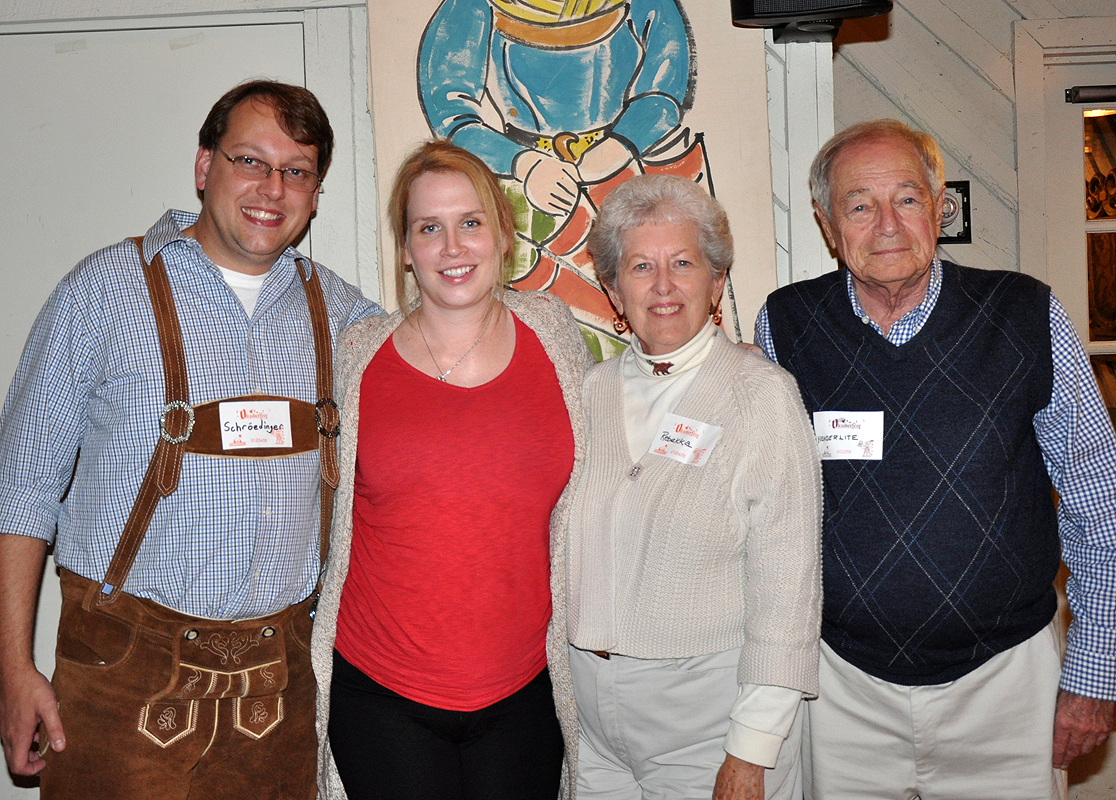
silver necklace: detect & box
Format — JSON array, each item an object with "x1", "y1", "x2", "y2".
[{"x1": 415, "y1": 311, "x2": 494, "y2": 382}]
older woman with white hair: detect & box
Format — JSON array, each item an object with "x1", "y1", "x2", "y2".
[{"x1": 566, "y1": 174, "x2": 822, "y2": 800}]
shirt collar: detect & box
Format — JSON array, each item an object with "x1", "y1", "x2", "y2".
[{"x1": 845, "y1": 258, "x2": 942, "y2": 345}]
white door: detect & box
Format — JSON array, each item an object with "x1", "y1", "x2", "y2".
[
  {"x1": 1017, "y1": 18, "x2": 1116, "y2": 344},
  {"x1": 1039, "y1": 61, "x2": 1116, "y2": 345},
  {"x1": 0, "y1": 22, "x2": 306, "y2": 386}
]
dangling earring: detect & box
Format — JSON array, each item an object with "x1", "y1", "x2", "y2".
[
  {"x1": 710, "y1": 303, "x2": 723, "y2": 326},
  {"x1": 612, "y1": 313, "x2": 630, "y2": 334}
]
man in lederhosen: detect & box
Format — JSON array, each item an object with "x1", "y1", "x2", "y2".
[{"x1": 0, "y1": 80, "x2": 382, "y2": 799}]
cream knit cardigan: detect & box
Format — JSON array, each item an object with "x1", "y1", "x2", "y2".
[
  {"x1": 567, "y1": 334, "x2": 823, "y2": 695},
  {"x1": 311, "y1": 291, "x2": 591, "y2": 800}
]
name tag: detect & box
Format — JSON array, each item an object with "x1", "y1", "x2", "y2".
[
  {"x1": 812, "y1": 411, "x2": 883, "y2": 460},
  {"x1": 219, "y1": 400, "x2": 292, "y2": 450},
  {"x1": 649, "y1": 413, "x2": 723, "y2": 466}
]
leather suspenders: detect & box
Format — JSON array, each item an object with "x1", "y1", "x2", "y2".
[{"x1": 87, "y1": 238, "x2": 339, "y2": 609}]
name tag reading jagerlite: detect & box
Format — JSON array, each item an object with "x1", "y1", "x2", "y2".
[{"x1": 812, "y1": 411, "x2": 883, "y2": 460}]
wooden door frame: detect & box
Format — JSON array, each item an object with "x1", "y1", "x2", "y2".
[{"x1": 1015, "y1": 18, "x2": 1116, "y2": 291}]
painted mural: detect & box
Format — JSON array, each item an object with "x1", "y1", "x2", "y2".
[{"x1": 416, "y1": 0, "x2": 735, "y2": 360}]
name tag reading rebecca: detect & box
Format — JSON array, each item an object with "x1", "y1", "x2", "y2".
[
  {"x1": 812, "y1": 411, "x2": 883, "y2": 460},
  {"x1": 649, "y1": 413, "x2": 724, "y2": 466},
  {"x1": 219, "y1": 400, "x2": 293, "y2": 450}
]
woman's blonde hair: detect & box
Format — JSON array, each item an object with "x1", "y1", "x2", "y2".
[{"x1": 387, "y1": 140, "x2": 516, "y2": 315}]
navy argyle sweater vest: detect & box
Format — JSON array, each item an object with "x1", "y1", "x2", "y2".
[{"x1": 767, "y1": 263, "x2": 1059, "y2": 684}]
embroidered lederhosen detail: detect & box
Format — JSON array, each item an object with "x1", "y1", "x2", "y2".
[
  {"x1": 70, "y1": 237, "x2": 337, "y2": 747},
  {"x1": 233, "y1": 696, "x2": 285, "y2": 740},
  {"x1": 55, "y1": 567, "x2": 315, "y2": 751},
  {"x1": 138, "y1": 699, "x2": 198, "y2": 748},
  {"x1": 139, "y1": 611, "x2": 295, "y2": 747}
]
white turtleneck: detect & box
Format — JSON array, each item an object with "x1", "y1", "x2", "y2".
[
  {"x1": 620, "y1": 319, "x2": 804, "y2": 769},
  {"x1": 623, "y1": 317, "x2": 719, "y2": 462}
]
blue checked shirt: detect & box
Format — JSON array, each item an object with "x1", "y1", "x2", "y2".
[
  {"x1": 0, "y1": 211, "x2": 384, "y2": 619},
  {"x1": 755, "y1": 259, "x2": 1116, "y2": 700}
]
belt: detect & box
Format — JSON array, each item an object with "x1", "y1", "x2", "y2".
[
  {"x1": 62, "y1": 568, "x2": 313, "y2": 641},
  {"x1": 504, "y1": 125, "x2": 606, "y2": 163}
]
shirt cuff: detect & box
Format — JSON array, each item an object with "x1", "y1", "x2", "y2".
[
  {"x1": 724, "y1": 683, "x2": 803, "y2": 768},
  {"x1": 1060, "y1": 634, "x2": 1116, "y2": 701},
  {"x1": 724, "y1": 720, "x2": 785, "y2": 768}
]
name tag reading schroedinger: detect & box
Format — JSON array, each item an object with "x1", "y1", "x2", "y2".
[
  {"x1": 219, "y1": 400, "x2": 292, "y2": 450},
  {"x1": 649, "y1": 412, "x2": 724, "y2": 466},
  {"x1": 812, "y1": 411, "x2": 883, "y2": 460}
]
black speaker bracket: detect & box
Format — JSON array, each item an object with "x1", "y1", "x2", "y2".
[{"x1": 771, "y1": 19, "x2": 843, "y2": 43}]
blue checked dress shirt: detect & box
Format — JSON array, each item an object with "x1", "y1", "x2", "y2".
[
  {"x1": 0, "y1": 210, "x2": 384, "y2": 619},
  {"x1": 755, "y1": 259, "x2": 1116, "y2": 700}
]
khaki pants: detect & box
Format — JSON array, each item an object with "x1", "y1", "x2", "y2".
[
  {"x1": 570, "y1": 646, "x2": 804, "y2": 800},
  {"x1": 803, "y1": 624, "x2": 1065, "y2": 800},
  {"x1": 40, "y1": 570, "x2": 317, "y2": 800}
]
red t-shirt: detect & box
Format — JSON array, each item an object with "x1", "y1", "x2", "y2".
[{"x1": 334, "y1": 314, "x2": 575, "y2": 710}]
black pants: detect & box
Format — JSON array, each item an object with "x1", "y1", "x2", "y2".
[{"x1": 329, "y1": 650, "x2": 564, "y2": 800}]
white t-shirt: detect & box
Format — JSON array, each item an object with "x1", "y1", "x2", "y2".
[{"x1": 216, "y1": 265, "x2": 267, "y2": 316}]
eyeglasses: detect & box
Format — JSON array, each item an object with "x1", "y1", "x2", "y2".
[{"x1": 214, "y1": 145, "x2": 321, "y2": 192}]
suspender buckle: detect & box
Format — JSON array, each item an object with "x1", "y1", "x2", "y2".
[
  {"x1": 314, "y1": 398, "x2": 340, "y2": 439},
  {"x1": 159, "y1": 400, "x2": 195, "y2": 444}
]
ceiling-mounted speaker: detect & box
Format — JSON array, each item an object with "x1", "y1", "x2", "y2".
[{"x1": 731, "y1": 0, "x2": 893, "y2": 43}]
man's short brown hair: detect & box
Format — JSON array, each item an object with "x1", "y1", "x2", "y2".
[{"x1": 198, "y1": 80, "x2": 334, "y2": 177}]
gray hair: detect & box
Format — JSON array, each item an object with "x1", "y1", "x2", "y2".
[
  {"x1": 587, "y1": 174, "x2": 733, "y2": 291},
  {"x1": 810, "y1": 119, "x2": 945, "y2": 218}
]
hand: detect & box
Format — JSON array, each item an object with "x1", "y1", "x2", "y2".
[
  {"x1": 737, "y1": 342, "x2": 764, "y2": 356},
  {"x1": 0, "y1": 664, "x2": 64, "y2": 775},
  {"x1": 1052, "y1": 690, "x2": 1115, "y2": 769},
  {"x1": 576, "y1": 136, "x2": 635, "y2": 184},
  {"x1": 513, "y1": 151, "x2": 580, "y2": 217},
  {"x1": 713, "y1": 754, "x2": 764, "y2": 800}
]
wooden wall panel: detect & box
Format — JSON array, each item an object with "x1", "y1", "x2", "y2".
[
  {"x1": 832, "y1": 0, "x2": 1112, "y2": 274},
  {"x1": 767, "y1": 36, "x2": 837, "y2": 288},
  {"x1": 910, "y1": 0, "x2": 1017, "y2": 94},
  {"x1": 1035, "y1": 0, "x2": 1116, "y2": 16},
  {"x1": 938, "y1": 0, "x2": 1019, "y2": 55}
]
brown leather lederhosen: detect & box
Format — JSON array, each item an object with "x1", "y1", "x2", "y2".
[{"x1": 45, "y1": 238, "x2": 338, "y2": 774}]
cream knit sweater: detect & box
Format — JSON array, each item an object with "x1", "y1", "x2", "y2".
[
  {"x1": 567, "y1": 334, "x2": 823, "y2": 694},
  {"x1": 311, "y1": 291, "x2": 592, "y2": 799}
]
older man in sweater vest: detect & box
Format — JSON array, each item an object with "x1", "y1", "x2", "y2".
[{"x1": 755, "y1": 119, "x2": 1116, "y2": 799}]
